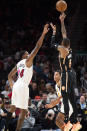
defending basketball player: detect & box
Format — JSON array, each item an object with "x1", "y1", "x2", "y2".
[{"x1": 5, "y1": 24, "x2": 49, "y2": 131}]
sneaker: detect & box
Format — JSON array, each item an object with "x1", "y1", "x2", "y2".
[
  {"x1": 64, "y1": 121, "x2": 73, "y2": 131},
  {"x1": 71, "y1": 122, "x2": 82, "y2": 131}
]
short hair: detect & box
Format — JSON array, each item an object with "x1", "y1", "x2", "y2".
[
  {"x1": 20, "y1": 50, "x2": 26, "y2": 59},
  {"x1": 54, "y1": 70, "x2": 61, "y2": 75},
  {"x1": 32, "y1": 80, "x2": 37, "y2": 84},
  {"x1": 62, "y1": 38, "x2": 70, "y2": 48}
]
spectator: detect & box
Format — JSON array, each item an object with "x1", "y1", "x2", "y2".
[
  {"x1": 39, "y1": 79, "x2": 46, "y2": 91},
  {"x1": 83, "y1": 73, "x2": 87, "y2": 92},
  {"x1": 46, "y1": 84, "x2": 57, "y2": 103},
  {"x1": 0, "y1": 79, "x2": 6, "y2": 92},
  {"x1": 1, "y1": 83, "x2": 10, "y2": 97},
  {"x1": 0, "y1": 97, "x2": 4, "y2": 130},
  {"x1": 42, "y1": 109, "x2": 56, "y2": 130},
  {"x1": 43, "y1": 64, "x2": 50, "y2": 79},
  {"x1": 0, "y1": 97, "x2": 3, "y2": 114},
  {"x1": 37, "y1": 91, "x2": 48, "y2": 110},
  {"x1": 21, "y1": 111, "x2": 35, "y2": 131},
  {"x1": 80, "y1": 96, "x2": 86, "y2": 110},
  {"x1": 29, "y1": 81, "x2": 39, "y2": 99},
  {"x1": 81, "y1": 62, "x2": 87, "y2": 76}
]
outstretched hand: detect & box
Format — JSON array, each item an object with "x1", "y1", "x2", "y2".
[
  {"x1": 50, "y1": 23, "x2": 56, "y2": 32},
  {"x1": 43, "y1": 24, "x2": 49, "y2": 35},
  {"x1": 59, "y1": 12, "x2": 66, "y2": 22}
]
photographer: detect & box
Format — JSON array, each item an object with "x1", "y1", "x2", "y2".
[
  {"x1": 21, "y1": 111, "x2": 35, "y2": 131},
  {"x1": 37, "y1": 91, "x2": 48, "y2": 112},
  {"x1": 42, "y1": 109, "x2": 57, "y2": 130},
  {"x1": 76, "y1": 103, "x2": 87, "y2": 131},
  {"x1": 36, "y1": 92, "x2": 58, "y2": 130}
]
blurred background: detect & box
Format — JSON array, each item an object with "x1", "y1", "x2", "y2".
[{"x1": 0, "y1": 0, "x2": 87, "y2": 131}]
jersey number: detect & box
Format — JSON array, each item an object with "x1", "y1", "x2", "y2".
[{"x1": 18, "y1": 69, "x2": 24, "y2": 78}]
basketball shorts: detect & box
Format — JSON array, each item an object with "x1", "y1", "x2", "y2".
[{"x1": 11, "y1": 81, "x2": 29, "y2": 109}]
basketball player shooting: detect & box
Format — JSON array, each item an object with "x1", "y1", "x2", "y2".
[
  {"x1": 5, "y1": 24, "x2": 49, "y2": 131},
  {"x1": 50, "y1": 13, "x2": 82, "y2": 131}
]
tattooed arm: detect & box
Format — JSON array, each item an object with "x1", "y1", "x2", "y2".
[{"x1": 59, "y1": 13, "x2": 67, "y2": 38}]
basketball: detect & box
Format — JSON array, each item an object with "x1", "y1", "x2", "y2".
[{"x1": 56, "y1": 0, "x2": 67, "y2": 12}]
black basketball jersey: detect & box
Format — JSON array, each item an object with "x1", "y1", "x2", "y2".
[{"x1": 59, "y1": 48, "x2": 72, "y2": 72}]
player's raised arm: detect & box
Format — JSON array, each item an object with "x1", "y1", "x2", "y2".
[
  {"x1": 26, "y1": 24, "x2": 49, "y2": 67},
  {"x1": 50, "y1": 23, "x2": 57, "y2": 48},
  {"x1": 59, "y1": 12, "x2": 67, "y2": 38},
  {"x1": 50, "y1": 23, "x2": 56, "y2": 36},
  {"x1": 8, "y1": 66, "x2": 17, "y2": 88}
]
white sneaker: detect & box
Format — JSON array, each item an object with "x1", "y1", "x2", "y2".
[
  {"x1": 71, "y1": 122, "x2": 82, "y2": 131},
  {"x1": 64, "y1": 121, "x2": 73, "y2": 131}
]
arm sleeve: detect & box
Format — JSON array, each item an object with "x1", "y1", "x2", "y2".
[{"x1": 50, "y1": 35, "x2": 59, "y2": 49}]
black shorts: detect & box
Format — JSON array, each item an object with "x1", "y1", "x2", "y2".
[{"x1": 61, "y1": 69, "x2": 76, "y2": 93}]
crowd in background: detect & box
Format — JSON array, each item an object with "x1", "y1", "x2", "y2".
[{"x1": 0, "y1": 0, "x2": 87, "y2": 131}]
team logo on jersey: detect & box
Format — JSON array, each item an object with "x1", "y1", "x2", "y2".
[{"x1": 19, "y1": 64, "x2": 25, "y2": 68}]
